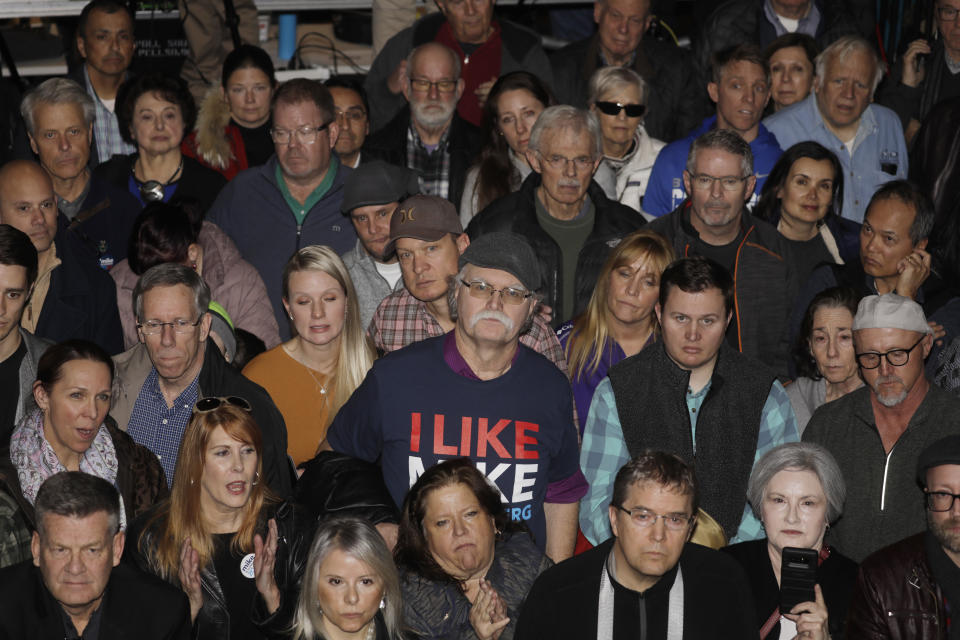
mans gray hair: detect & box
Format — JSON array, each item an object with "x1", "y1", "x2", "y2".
[
  {"x1": 588, "y1": 66, "x2": 647, "y2": 106},
  {"x1": 814, "y1": 36, "x2": 884, "y2": 95},
  {"x1": 406, "y1": 42, "x2": 462, "y2": 81},
  {"x1": 529, "y1": 105, "x2": 603, "y2": 158},
  {"x1": 20, "y1": 78, "x2": 96, "y2": 137},
  {"x1": 746, "y1": 442, "x2": 846, "y2": 523},
  {"x1": 133, "y1": 262, "x2": 211, "y2": 323},
  {"x1": 685, "y1": 128, "x2": 753, "y2": 177},
  {"x1": 35, "y1": 472, "x2": 122, "y2": 539}
]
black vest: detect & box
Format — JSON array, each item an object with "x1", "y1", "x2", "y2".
[{"x1": 607, "y1": 342, "x2": 775, "y2": 538}]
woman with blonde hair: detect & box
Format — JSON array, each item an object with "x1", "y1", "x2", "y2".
[
  {"x1": 243, "y1": 245, "x2": 376, "y2": 465},
  {"x1": 558, "y1": 229, "x2": 674, "y2": 433},
  {"x1": 292, "y1": 516, "x2": 406, "y2": 640},
  {"x1": 128, "y1": 398, "x2": 314, "y2": 638}
]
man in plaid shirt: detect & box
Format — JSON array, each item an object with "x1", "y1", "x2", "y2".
[{"x1": 368, "y1": 194, "x2": 568, "y2": 375}]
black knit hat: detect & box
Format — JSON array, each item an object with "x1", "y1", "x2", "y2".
[{"x1": 916, "y1": 435, "x2": 960, "y2": 486}]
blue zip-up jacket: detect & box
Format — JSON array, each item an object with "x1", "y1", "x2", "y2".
[
  {"x1": 642, "y1": 115, "x2": 784, "y2": 217},
  {"x1": 207, "y1": 156, "x2": 356, "y2": 339}
]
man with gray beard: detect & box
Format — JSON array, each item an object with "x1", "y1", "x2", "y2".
[
  {"x1": 804, "y1": 294, "x2": 960, "y2": 562},
  {"x1": 362, "y1": 42, "x2": 482, "y2": 208},
  {"x1": 322, "y1": 231, "x2": 586, "y2": 562},
  {"x1": 847, "y1": 435, "x2": 960, "y2": 637}
]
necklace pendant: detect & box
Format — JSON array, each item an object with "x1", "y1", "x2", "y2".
[{"x1": 320, "y1": 386, "x2": 327, "y2": 395}]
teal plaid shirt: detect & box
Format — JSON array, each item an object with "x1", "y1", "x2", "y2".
[{"x1": 579, "y1": 376, "x2": 799, "y2": 545}]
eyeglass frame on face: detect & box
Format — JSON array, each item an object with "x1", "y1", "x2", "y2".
[
  {"x1": 194, "y1": 395, "x2": 252, "y2": 413},
  {"x1": 137, "y1": 317, "x2": 203, "y2": 336},
  {"x1": 688, "y1": 173, "x2": 752, "y2": 191},
  {"x1": 614, "y1": 505, "x2": 694, "y2": 531},
  {"x1": 408, "y1": 77, "x2": 458, "y2": 93},
  {"x1": 594, "y1": 101, "x2": 647, "y2": 118},
  {"x1": 269, "y1": 121, "x2": 333, "y2": 145},
  {"x1": 335, "y1": 107, "x2": 367, "y2": 123},
  {"x1": 459, "y1": 279, "x2": 534, "y2": 305},
  {"x1": 855, "y1": 335, "x2": 926, "y2": 369},
  {"x1": 936, "y1": 4, "x2": 960, "y2": 21},
  {"x1": 537, "y1": 150, "x2": 596, "y2": 173}
]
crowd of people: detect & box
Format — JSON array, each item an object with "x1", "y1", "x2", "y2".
[{"x1": 1, "y1": 0, "x2": 960, "y2": 636}]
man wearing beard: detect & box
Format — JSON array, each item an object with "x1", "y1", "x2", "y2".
[
  {"x1": 649, "y1": 128, "x2": 797, "y2": 379},
  {"x1": 847, "y1": 435, "x2": 960, "y2": 638},
  {"x1": 321, "y1": 231, "x2": 586, "y2": 562},
  {"x1": 362, "y1": 42, "x2": 482, "y2": 208},
  {"x1": 804, "y1": 294, "x2": 960, "y2": 563}
]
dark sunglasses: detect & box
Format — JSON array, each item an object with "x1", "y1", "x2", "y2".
[
  {"x1": 194, "y1": 396, "x2": 252, "y2": 413},
  {"x1": 594, "y1": 101, "x2": 646, "y2": 118}
]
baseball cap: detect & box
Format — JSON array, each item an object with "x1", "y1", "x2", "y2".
[{"x1": 383, "y1": 194, "x2": 463, "y2": 255}]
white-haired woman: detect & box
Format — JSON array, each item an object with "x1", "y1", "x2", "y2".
[
  {"x1": 292, "y1": 516, "x2": 406, "y2": 640},
  {"x1": 723, "y1": 442, "x2": 858, "y2": 640},
  {"x1": 243, "y1": 246, "x2": 376, "y2": 466},
  {"x1": 588, "y1": 66, "x2": 665, "y2": 216}
]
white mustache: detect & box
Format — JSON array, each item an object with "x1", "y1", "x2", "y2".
[
  {"x1": 469, "y1": 310, "x2": 515, "y2": 331},
  {"x1": 558, "y1": 179, "x2": 581, "y2": 188}
]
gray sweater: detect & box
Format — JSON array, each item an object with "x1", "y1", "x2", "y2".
[
  {"x1": 803, "y1": 384, "x2": 960, "y2": 562},
  {"x1": 342, "y1": 239, "x2": 400, "y2": 330}
]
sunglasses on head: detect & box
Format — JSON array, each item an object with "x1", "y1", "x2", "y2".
[
  {"x1": 594, "y1": 101, "x2": 646, "y2": 118},
  {"x1": 194, "y1": 396, "x2": 252, "y2": 413}
]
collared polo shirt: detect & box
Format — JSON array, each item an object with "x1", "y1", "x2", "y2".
[{"x1": 275, "y1": 155, "x2": 340, "y2": 225}]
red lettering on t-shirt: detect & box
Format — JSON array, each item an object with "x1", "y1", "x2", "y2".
[
  {"x1": 410, "y1": 413, "x2": 421, "y2": 452},
  {"x1": 477, "y1": 418, "x2": 511, "y2": 458},
  {"x1": 460, "y1": 417, "x2": 472, "y2": 456},
  {"x1": 433, "y1": 414, "x2": 458, "y2": 456},
  {"x1": 515, "y1": 421, "x2": 539, "y2": 459}
]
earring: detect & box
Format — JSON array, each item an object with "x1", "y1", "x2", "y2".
[
  {"x1": 190, "y1": 478, "x2": 195, "y2": 486},
  {"x1": 252, "y1": 471, "x2": 260, "y2": 486},
  {"x1": 379, "y1": 597, "x2": 386, "y2": 610}
]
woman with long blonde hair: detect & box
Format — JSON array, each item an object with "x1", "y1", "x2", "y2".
[
  {"x1": 243, "y1": 245, "x2": 376, "y2": 466},
  {"x1": 129, "y1": 399, "x2": 314, "y2": 638},
  {"x1": 558, "y1": 229, "x2": 674, "y2": 432}
]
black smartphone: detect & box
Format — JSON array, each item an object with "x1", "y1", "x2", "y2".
[{"x1": 780, "y1": 547, "x2": 818, "y2": 613}]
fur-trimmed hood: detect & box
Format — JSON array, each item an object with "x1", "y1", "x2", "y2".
[{"x1": 191, "y1": 85, "x2": 235, "y2": 170}]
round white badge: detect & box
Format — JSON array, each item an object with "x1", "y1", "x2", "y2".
[{"x1": 240, "y1": 553, "x2": 256, "y2": 579}]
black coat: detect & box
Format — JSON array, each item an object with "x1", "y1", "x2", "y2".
[
  {"x1": 0, "y1": 560, "x2": 191, "y2": 640},
  {"x1": 60, "y1": 175, "x2": 141, "y2": 264},
  {"x1": 515, "y1": 538, "x2": 757, "y2": 639},
  {"x1": 467, "y1": 172, "x2": 644, "y2": 327},
  {"x1": 93, "y1": 153, "x2": 227, "y2": 215},
  {"x1": 36, "y1": 228, "x2": 124, "y2": 355},
  {"x1": 295, "y1": 450, "x2": 399, "y2": 525},
  {"x1": 128, "y1": 500, "x2": 315, "y2": 640},
  {"x1": 550, "y1": 34, "x2": 710, "y2": 143},
  {"x1": 362, "y1": 106, "x2": 482, "y2": 209},
  {"x1": 723, "y1": 539, "x2": 859, "y2": 639}
]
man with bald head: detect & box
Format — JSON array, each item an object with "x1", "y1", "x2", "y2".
[
  {"x1": 0, "y1": 160, "x2": 121, "y2": 353},
  {"x1": 363, "y1": 42, "x2": 482, "y2": 208}
]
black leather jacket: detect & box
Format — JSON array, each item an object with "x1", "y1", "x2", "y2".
[
  {"x1": 846, "y1": 533, "x2": 947, "y2": 640},
  {"x1": 127, "y1": 499, "x2": 315, "y2": 640}
]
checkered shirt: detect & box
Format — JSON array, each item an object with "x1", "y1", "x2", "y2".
[
  {"x1": 83, "y1": 65, "x2": 135, "y2": 163},
  {"x1": 579, "y1": 377, "x2": 799, "y2": 545},
  {"x1": 127, "y1": 368, "x2": 200, "y2": 487},
  {"x1": 406, "y1": 124, "x2": 451, "y2": 200},
  {"x1": 368, "y1": 288, "x2": 569, "y2": 376}
]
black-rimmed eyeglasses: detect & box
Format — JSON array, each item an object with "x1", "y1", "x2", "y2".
[
  {"x1": 855, "y1": 336, "x2": 926, "y2": 369},
  {"x1": 594, "y1": 101, "x2": 646, "y2": 118},
  {"x1": 926, "y1": 490, "x2": 960, "y2": 511}
]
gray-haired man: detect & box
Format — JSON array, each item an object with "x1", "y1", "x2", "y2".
[{"x1": 804, "y1": 293, "x2": 960, "y2": 561}]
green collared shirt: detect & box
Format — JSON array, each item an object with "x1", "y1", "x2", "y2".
[{"x1": 275, "y1": 155, "x2": 340, "y2": 225}]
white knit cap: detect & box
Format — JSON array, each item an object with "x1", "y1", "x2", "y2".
[{"x1": 852, "y1": 293, "x2": 932, "y2": 334}]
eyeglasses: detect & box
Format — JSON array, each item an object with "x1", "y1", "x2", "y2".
[
  {"x1": 194, "y1": 396, "x2": 252, "y2": 413},
  {"x1": 409, "y1": 77, "x2": 458, "y2": 93},
  {"x1": 335, "y1": 107, "x2": 367, "y2": 123},
  {"x1": 539, "y1": 152, "x2": 595, "y2": 173},
  {"x1": 137, "y1": 318, "x2": 202, "y2": 335},
  {"x1": 855, "y1": 336, "x2": 926, "y2": 369},
  {"x1": 594, "y1": 101, "x2": 646, "y2": 118},
  {"x1": 926, "y1": 490, "x2": 960, "y2": 511},
  {"x1": 937, "y1": 5, "x2": 960, "y2": 21},
  {"x1": 615, "y1": 505, "x2": 693, "y2": 531},
  {"x1": 689, "y1": 173, "x2": 751, "y2": 191},
  {"x1": 460, "y1": 279, "x2": 533, "y2": 305},
  {"x1": 270, "y1": 122, "x2": 333, "y2": 145}
]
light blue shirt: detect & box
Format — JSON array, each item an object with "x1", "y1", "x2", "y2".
[
  {"x1": 763, "y1": 93, "x2": 908, "y2": 223},
  {"x1": 579, "y1": 376, "x2": 799, "y2": 545}
]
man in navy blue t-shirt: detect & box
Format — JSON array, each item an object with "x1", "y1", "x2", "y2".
[{"x1": 322, "y1": 229, "x2": 586, "y2": 562}]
